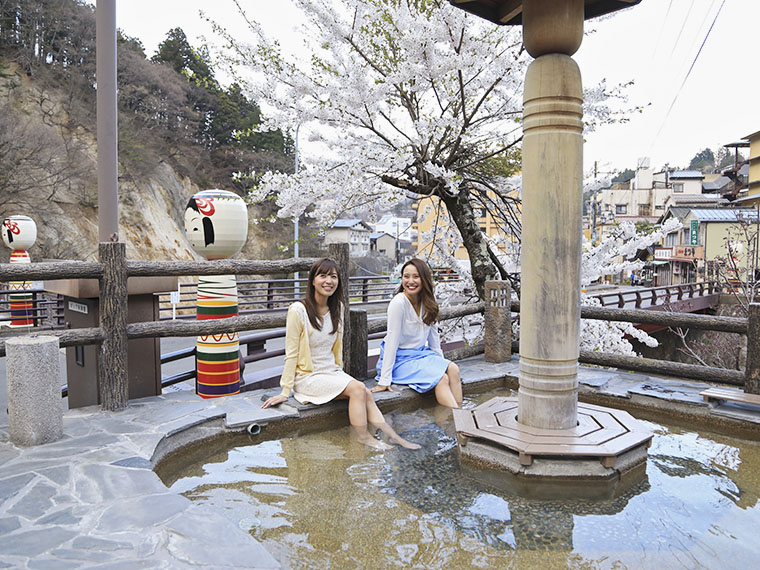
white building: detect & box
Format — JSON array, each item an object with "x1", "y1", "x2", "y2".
[
  {"x1": 324, "y1": 219, "x2": 372, "y2": 257},
  {"x1": 373, "y1": 215, "x2": 415, "y2": 242}
]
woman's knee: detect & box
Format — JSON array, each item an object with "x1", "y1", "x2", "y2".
[
  {"x1": 346, "y1": 380, "x2": 367, "y2": 399},
  {"x1": 437, "y1": 373, "x2": 450, "y2": 388},
  {"x1": 448, "y1": 362, "x2": 460, "y2": 378}
]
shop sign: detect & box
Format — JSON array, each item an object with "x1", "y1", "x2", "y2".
[
  {"x1": 673, "y1": 245, "x2": 703, "y2": 259},
  {"x1": 654, "y1": 247, "x2": 672, "y2": 260}
]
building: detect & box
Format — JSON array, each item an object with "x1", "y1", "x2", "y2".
[
  {"x1": 373, "y1": 215, "x2": 415, "y2": 242},
  {"x1": 656, "y1": 206, "x2": 759, "y2": 285},
  {"x1": 732, "y1": 129, "x2": 760, "y2": 207},
  {"x1": 324, "y1": 219, "x2": 372, "y2": 257},
  {"x1": 413, "y1": 190, "x2": 520, "y2": 269},
  {"x1": 369, "y1": 232, "x2": 397, "y2": 259}
]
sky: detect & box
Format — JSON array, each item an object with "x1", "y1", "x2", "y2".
[{"x1": 107, "y1": 0, "x2": 760, "y2": 176}]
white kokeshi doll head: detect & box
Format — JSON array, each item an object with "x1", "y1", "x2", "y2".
[
  {"x1": 2, "y1": 215, "x2": 37, "y2": 251},
  {"x1": 184, "y1": 189, "x2": 248, "y2": 260}
]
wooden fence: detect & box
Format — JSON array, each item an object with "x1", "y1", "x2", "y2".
[{"x1": 1, "y1": 243, "x2": 758, "y2": 411}]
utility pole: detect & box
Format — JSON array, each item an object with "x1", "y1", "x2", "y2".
[{"x1": 293, "y1": 124, "x2": 300, "y2": 296}]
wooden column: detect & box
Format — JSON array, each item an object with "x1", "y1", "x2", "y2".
[
  {"x1": 99, "y1": 242, "x2": 128, "y2": 410},
  {"x1": 329, "y1": 243, "x2": 351, "y2": 371},
  {"x1": 746, "y1": 303, "x2": 760, "y2": 394},
  {"x1": 348, "y1": 309, "x2": 368, "y2": 380},
  {"x1": 518, "y1": 0, "x2": 584, "y2": 430}
]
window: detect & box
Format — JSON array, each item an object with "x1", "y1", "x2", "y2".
[
  {"x1": 638, "y1": 204, "x2": 651, "y2": 216},
  {"x1": 673, "y1": 182, "x2": 684, "y2": 193},
  {"x1": 655, "y1": 205, "x2": 664, "y2": 211},
  {"x1": 615, "y1": 204, "x2": 627, "y2": 215}
]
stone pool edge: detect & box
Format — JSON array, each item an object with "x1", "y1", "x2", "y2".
[{"x1": 2, "y1": 355, "x2": 759, "y2": 569}]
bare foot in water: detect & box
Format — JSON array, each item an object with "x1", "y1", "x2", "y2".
[
  {"x1": 373, "y1": 422, "x2": 422, "y2": 450},
  {"x1": 356, "y1": 434, "x2": 394, "y2": 450},
  {"x1": 387, "y1": 435, "x2": 422, "y2": 450},
  {"x1": 351, "y1": 426, "x2": 395, "y2": 450}
]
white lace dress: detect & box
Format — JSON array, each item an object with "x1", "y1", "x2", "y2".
[{"x1": 293, "y1": 315, "x2": 354, "y2": 405}]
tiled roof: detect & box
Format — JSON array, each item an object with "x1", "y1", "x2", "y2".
[
  {"x1": 670, "y1": 170, "x2": 704, "y2": 179},
  {"x1": 691, "y1": 208, "x2": 759, "y2": 222},
  {"x1": 331, "y1": 218, "x2": 366, "y2": 228}
]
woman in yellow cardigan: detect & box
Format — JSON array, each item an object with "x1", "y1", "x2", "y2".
[{"x1": 262, "y1": 258, "x2": 419, "y2": 450}]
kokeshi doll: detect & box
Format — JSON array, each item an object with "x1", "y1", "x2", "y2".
[
  {"x1": 184, "y1": 190, "x2": 248, "y2": 398},
  {"x1": 2, "y1": 215, "x2": 37, "y2": 327}
]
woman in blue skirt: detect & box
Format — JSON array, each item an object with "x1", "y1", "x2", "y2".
[{"x1": 370, "y1": 258, "x2": 462, "y2": 408}]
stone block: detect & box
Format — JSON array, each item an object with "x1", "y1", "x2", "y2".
[{"x1": 6, "y1": 336, "x2": 63, "y2": 447}]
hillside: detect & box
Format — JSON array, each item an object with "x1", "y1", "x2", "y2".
[{"x1": 0, "y1": 1, "x2": 304, "y2": 264}]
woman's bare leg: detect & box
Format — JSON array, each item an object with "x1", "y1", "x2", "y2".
[
  {"x1": 434, "y1": 373, "x2": 460, "y2": 408},
  {"x1": 364, "y1": 388, "x2": 421, "y2": 449},
  {"x1": 340, "y1": 381, "x2": 392, "y2": 450},
  {"x1": 447, "y1": 363, "x2": 462, "y2": 406}
]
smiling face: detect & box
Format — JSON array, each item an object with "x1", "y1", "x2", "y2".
[
  {"x1": 401, "y1": 263, "x2": 422, "y2": 299},
  {"x1": 183, "y1": 208, "x2": 204, "y2": 252},
  {"x1": 312, "y1": 269, "x2": 339, "y2": 301},
  {"x1": 184, "y1": 190, "x2": 248, "y2": 260}
]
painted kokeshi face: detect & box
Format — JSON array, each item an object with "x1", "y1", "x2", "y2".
[
  {"x1": 2, "y1": 215, "x2": 37, "y2": 251},
  {"x1": 184, "y1": 189, "x2": 248, "y2": 260}
]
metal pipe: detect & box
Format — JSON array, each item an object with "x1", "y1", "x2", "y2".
[{"x1": 96, "y1": 0, "x2": 119, "y2": 242}]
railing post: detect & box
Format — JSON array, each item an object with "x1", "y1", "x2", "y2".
[
  {"x1": 99, "y1": 242, "x2": 128, "y2": 411},
  {"x1": 484, "y1": 280, "x2": 512, "y2": 363},
  {"x1": 266, "y1": 281, "x2": 274, "y2": 309},
  {"x1": 329, "y1": 243, "x2": 351, "y2": 371},
  {"x1": 362, "y1": 278, "x2": 369, "y2": 303},
  {"x1": 746, "y1": 303, "x2": 760, "y2": 394},
  {"x1": 348, "y1": 309, "x2": 368, "y2": 379}
]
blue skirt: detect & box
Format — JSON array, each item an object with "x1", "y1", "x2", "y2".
[{"x1": 375, "y1": 341, "x2": 450, "y2": 393}]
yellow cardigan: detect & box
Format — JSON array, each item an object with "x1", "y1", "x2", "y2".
[{"x1": 279, "y1": 302, "x2": 344, "y2": 398}]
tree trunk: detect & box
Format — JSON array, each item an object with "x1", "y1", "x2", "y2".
[{"x1": 440, "y1": 188, "x2": 495, "y2": 299}]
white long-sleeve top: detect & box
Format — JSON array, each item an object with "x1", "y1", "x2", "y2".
[{"x1": 378, "y1": 292, "x2": 443, "y2": 386}]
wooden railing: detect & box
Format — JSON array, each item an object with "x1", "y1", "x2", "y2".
[{"x1": 1, "y1": 246, "x2": 758, "y2": 410}]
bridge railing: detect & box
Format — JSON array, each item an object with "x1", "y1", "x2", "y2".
[
  {"x1": 0, "y1": 287, "x2": 65, "y2": 329},
  {"x1": 153, "y1": 273, "x2": 461, "y2": 318},
  {"x1": 593, "y1": 281, "x2": 721, "y2": 309}
]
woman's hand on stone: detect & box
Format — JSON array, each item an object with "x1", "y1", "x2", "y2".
[
  {"x1": 262, "y1": 394, "x2": 288, "y2": 408},
  {"x1": 370, "y1": 385, "x2": 393, "y2": 393}
]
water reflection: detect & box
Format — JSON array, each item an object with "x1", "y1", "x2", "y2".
[{"x1": 163, "y1": 402, "x2": 760, "y2": 568}]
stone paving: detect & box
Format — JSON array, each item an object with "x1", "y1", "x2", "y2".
[{"x1": 2, "y1": 355, "x2": 759, "y2": 569}]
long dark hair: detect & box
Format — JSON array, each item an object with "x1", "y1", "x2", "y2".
[
  {"x1": 396, "y1": 258, "x2": 438, "y2": 325},
  {"x1": 301, "y1": 258, "x2": 343, "y2": 332}
]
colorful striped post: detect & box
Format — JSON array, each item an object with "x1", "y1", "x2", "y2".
[
  {"x1": 2, "y1": 216, "x2": 37, "y2": 328},
  {"x1": 184, "y1": 190, "x2": 248, "y2": 398}
]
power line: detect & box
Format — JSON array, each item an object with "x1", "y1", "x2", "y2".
[{"x1": 650, "y1": 0, "x2": 727, "y2": 150}]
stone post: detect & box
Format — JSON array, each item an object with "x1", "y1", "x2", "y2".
[
  {"x1": 484, "y1": 280, "x2": 512, "y2": 363},
  {"x1": 329, "y1": 243, "x2": 351, "y2": 371},
  {"x1": 745, "y1": 303, "x2": 760, "y2": 394},
  {"x1": 6, "y1": 336, "x2": 63, "y2": 446},
  {"x1": 348, "y1": 309, "x2": 368, "y2": 380},
  {"x1": 518, "y1": 0, "x2": 583, "y2": 430}
]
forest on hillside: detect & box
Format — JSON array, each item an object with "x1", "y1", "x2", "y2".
[{"x1": 0, "y1": 0, "x2": 315, "y2": 259}]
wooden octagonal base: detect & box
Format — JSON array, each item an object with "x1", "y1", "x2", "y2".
[{"x1": 453, "y1": 397, "x2": 652, "y2": 500}]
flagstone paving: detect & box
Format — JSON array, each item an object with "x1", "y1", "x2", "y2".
[{"x1": 1, "y1": 354, "x2": 758, "y2": 568}]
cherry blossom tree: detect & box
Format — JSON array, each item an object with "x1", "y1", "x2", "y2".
[{"x1": 215, "y1": 0, "x2": 634, "y2": 297}]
